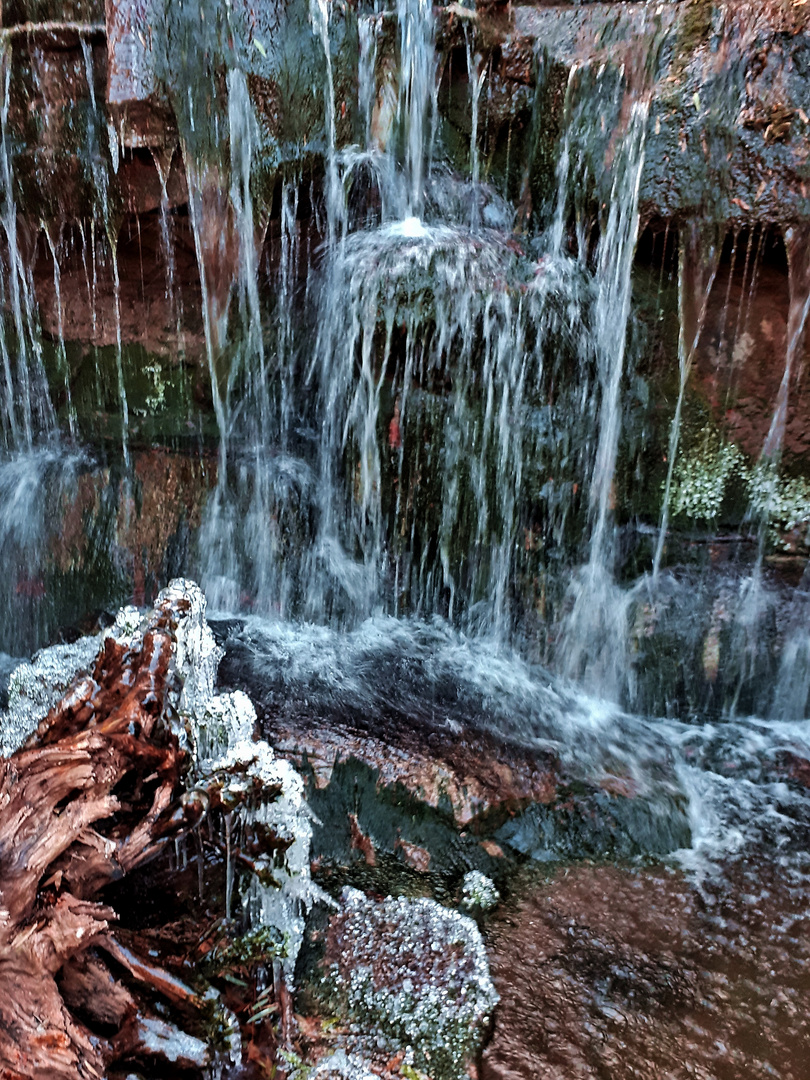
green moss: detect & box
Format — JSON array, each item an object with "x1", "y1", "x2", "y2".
[
  {"x1": 200, "y1": 925, "x2": 288, "y2": 978},
  {"x1": 673, "y1": 0, "x2": 715, "y2": 75}
]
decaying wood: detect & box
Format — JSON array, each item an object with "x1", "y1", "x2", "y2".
[{"x1": 0, "y1": 592, "x2": 207, "y2": 1080}]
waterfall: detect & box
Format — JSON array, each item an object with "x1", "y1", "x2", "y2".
[
  {"x1": 358, "y1": 13, "x2": 380, "y2": 149},
  {"x1": 556, "y1": 88, "x2": 650, "y2": 698},
  {"x1": 464, "y1": 31, "x2": 487, "y2": 230},
  {"x1": 396, "y1": 0, "x2": 436, "y2": 220},
  {"x1": 0, "y1": 45, "x2": 55, "y2": 452},
  {"x1": 80, "y1": 39, "x2": 129, "y2": 469},
  {"x1": 761, "y1": 225, "x2": 810, "y2": 468},
  {"x1": 41, "y1": 226, "x2": 77, "y2": 441},
  {"x1": 653, "y1": 222, "x2": 721, "y2": 580},
  {"x1": 309, "y1": 0, "x2": 344, "y2": 241},
  {"x1": 0, "y1": 16, "x2": 810, "y2": 1062},
  {"x1": 197, "y1": 69, "x2": 280, "y2": 614},
  {"x1": 0, "y1": 0, "x2": 802, "y2": 741},
  {"x1": 771, "y1": 626, "x2": 810, "y2": 721}
]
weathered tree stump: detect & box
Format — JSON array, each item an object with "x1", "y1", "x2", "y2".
[{"x1": 0, "y1": 591, "x2": 207, "y2": 1080}]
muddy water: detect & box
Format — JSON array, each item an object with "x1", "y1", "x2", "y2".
[{"x1": 483, "y1": 861, "x2": 809, "y2": 1080}]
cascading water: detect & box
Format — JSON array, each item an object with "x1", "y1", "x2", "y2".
[
  {"x1": 0, "y1": 39, "x2": 90, "y2": 654},
  {"x1": 0, "y1": 4, "x2": 810, "y2": 1071},
  {"x1": 652, "y1": 221, "x2": 721, "y2": 581},
  {"x1": 0, "y1": 45, "x2": 55, "y2": 451}
]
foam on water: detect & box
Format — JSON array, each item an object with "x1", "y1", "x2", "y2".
[{"x1": 213, "y1": 609, "x2": 810, "y2": 890}]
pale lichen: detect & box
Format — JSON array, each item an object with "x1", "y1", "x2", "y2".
[
  {"x1": 460, "y1": 870, "x2": 500, "y2": 912},
  {"x1": 748, "y1": 464, "x2": 810, "y2": 550},
  {"x1": 669, "y1": 426, "x2": 745, "y2": 521},
  {"x1": 324, "y1": 887, "x2": 498, "y2": 1080},
  {"x1": 666, "y1": 428, "x2": 810, "y2": 550}
]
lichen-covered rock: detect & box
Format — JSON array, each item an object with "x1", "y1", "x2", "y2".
[{"x1": 323, "y1": 887, "x2": 498, "y2": 1080}]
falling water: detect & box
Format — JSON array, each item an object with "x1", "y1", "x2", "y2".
[
  {"x1": 557, "y1": 90, "x2": 650, "y2": 697},
  {"x1": 464, "y1": 32, "x2": 487, "y2": 229},
  {"x1": 358, "y1": 14, "x2": 380, "y2": 149},
  {"x1": 0, "y1": 42, "x2": 85, "y2": 654},
  {"x1": 653, "y1": 222, "x2": 721, "y2": 580},
  {"x1": 80, "y1": 39, "x2": 130, "y2": 469},
  {"x1": 771, "y1": 621, "x2": 810, "y2": 721},
  {"x1": 309, "y1": 0, "x2": 344, "y2": 240},
  {"x1": 761, "y1": 225, "x2": 810, "y2": 467},
  {"x1": 546, "y1": 64, "x2": 579, "y2": 259},
  {"x1": 152, "y1": 149, "x2": 184, "y2": 349},
  {"x1": 396, "y1": 0, "x2": 435, "y2": 219},
  {"x1": 277, "y1": 178, "x2": 300, "y2": 449},
  {"x1": 185, "y1": 155, "x2": 231, "y2": 462},
  {"x1": 41, "y1": 226, "x2": 77, "y2": 441},
  {"x1": 0, "y1": 46, "x2": 55, "y2": 451},
  {"x1": 715, "y1": 225, "x2": 810, "y2": 716}
]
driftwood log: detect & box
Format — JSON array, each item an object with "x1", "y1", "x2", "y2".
[{"x1": 0, "y1": 591, "x2": 208, "y2": 1080}]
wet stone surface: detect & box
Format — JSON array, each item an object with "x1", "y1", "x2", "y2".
[
  {"x1": 213, "y1": 616, "x2": 693, "y2": 879},
  {"x1": 305, "y1": 886, "x2": 498, "y2": 1080},
  {"x1": 480, "y1": 861, "x2": 810, "y2": 1080}
]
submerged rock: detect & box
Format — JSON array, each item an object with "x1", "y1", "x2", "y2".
[
  {"x1": 481, "y1": 861, "x2": 810, "y2": 1080},
  {"x1": 321, "y1": 886, "x2": 498, "y2": 1080}
]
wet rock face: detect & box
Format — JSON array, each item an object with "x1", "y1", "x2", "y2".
[
  {"x1": 1, "y1": 0, "x2": 808, "y2": 235},
  {"x1": 321, "y1": 887, "x2": 498, "y2": 1080},
  {"x1": 214, "y1": 616, "x2": 694, "y2": 878},
  {"x1": 640, "y1": 0, "x2": 810, "y2": 225},
  {"x1": 439, "y1": 1, "x2": 810, "y2": 228},
  {"x1": 481, "y1": 862, "x2": 810, "y2": 1080},
  {"x1": 2, "y1": 0, "x2": 350, "y2": 226}
]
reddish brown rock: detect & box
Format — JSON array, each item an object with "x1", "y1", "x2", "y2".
[{"x1": 270, "y1": 721, "x2": 559, "y2": 831}]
